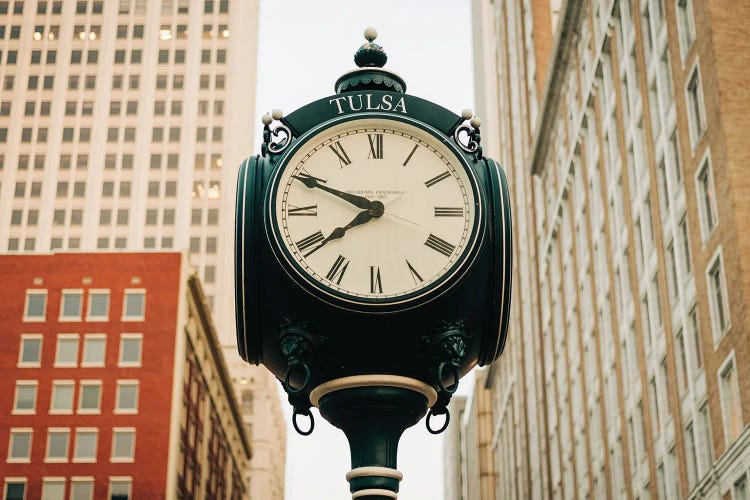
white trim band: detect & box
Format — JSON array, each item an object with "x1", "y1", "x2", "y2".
[
  {"x1": 352, "y1": 489, "x2": 398, "y2": 499},
  {"x1": 346, "y1": 466, "x2": 404, "y2": 482},
  {"x1": 309, "y1": 375, "x2": 438, "y2": 407}
]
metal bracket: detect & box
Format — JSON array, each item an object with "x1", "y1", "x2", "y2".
[
  {"x1": 421, "y1": 320, "x2": 474, "y2": 434},
  {"x1": 277, "y1": 318, "x2": 325, "y2": 436}
]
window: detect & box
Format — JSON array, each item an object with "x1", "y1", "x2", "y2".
[
  {"x1": 719, "y1": 355, "x2": 743, "y2": 444},
  {"x1": 666, "y1": 241, "x2": 678, "y2": 303},
  {"x1": 109, "y1": 480, "x2": 132, "y2": 500},
  {"x1": 46, "y1": 428, "x2": 70, "y2": 462},
  {"x1": 675, "y1": 329, "x2": 689, "y2": 394},
  {"x1": 50, "y1": 381, "x2": 74, "y2": 414},
  {"x1": 696, "y1": 155, "x2": 718, "y2": 238},
  {"x1": 111, "y1": 429, "x2": 135, "y2": 462},
  {"x1": 685, "y1": 422, "x2": 698, "y2": 488},
  {"x1": 115, "y1": 381, "x2": 139, "y2": 414},
  {"x1": 78, "y1": 381, "x2": 102, "y2": 413},
  {"x1": 18, "y1": 335, "x2": 42, "y2": 367},
  {"x1": 24, "y1": 290, "x2": 47, "y2": 321},
  {"x1": 123, "y1": 290, "x2": 145, "y2": 320},
  {"x1": 87, "y1": 291, "x2": 109, "y2": 320},
  {"x1": 82, "y1": 334, "x2": 106, "y2": 367},
  {"x1": 676, "y1": 0, "x2": 696, "y2": 59},
  {"x1": 3, "y1": 481, "x2": 26, "y2": 500},
  {"x1": 60, "y1": 290, "x2": 83, "y2": 320},
  {"x1": 734, "y1": 474, "x2": 748, "y2": 500},
  {"x1": 70, "y1": 479, "x2": 94, "y2": 500},
  {"x1": 7, "y1": 429, "x2": 32, "y2": 462},
  {"x1": 42, "y1": 479, "x2": 65, "y2": 500},
  {"x1": 697, "y1": 403, "x2": 713, "y2": 473},
  {"x1": 73, "y1": 429, "x2": 97, "y2": 462},
  {"x1": 13, "y1": 381, "x2": 37, "y2": 413},
  {"x1": 678, "y1": 215, "x2": 692, "y2": 274},
  {"x1": 119, "y1": 334, "x2": 142, "y2": 366},
  {"x1": 686, "y1": 66, "x2": 706, "y2": 146},
  {"x1": 707, "y1": 249, "x2": 730, "y2": 339},
  {"x1": 55, "y1": 335, "x2": 79, "y2": 367},
  {"x1": 117, "y1": 209, "x2": 129, "y2": 225},
  {"x1": 688, "y1": 305, "x2": 702, "y2": 370}
]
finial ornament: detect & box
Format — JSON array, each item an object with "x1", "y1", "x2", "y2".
[
  {"x1": 354, "y1": 26, "x2": 387, "y2": 68},
  {"x1": 364, "y1": 27, "x2": 378, "y2": 42}
]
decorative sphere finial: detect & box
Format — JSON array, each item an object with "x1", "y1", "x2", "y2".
[
  {"x1": 354, "y1": 26, "x2": 387, "y2": 68},
  {"x1": 364, "y1": 27, "x2": 378, "y2": 42}
]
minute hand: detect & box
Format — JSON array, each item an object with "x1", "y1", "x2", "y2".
[{"x1": 293, "y1": 174, "x2": 372, "y2": 209}]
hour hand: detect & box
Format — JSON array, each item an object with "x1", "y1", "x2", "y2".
[
  {"x1": 303, "y1": 210, "x2": 373, "y2": 257},
  {"x1": 293, "y1": 173, "x2": 372, "y2": 210}
]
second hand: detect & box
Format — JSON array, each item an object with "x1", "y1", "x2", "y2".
[{"x1": 385, "y1": 211, "x2": 418, "y2": 226}]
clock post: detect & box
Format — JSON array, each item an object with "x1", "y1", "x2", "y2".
[{"x1": 235, "y1": 28, "x2": 513, "y2": 499}]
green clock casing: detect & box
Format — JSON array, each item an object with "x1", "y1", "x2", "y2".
[{"x1": 235, "y1": 91, "x2": 511, "y2": 385}]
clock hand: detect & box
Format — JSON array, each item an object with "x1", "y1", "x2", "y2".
[
  {"x1": 384, "y1": 211, "x2": 418, "y2": 226},
  {"x1": 293, "y1": 173, "x2": 372, "y2": 210},
  {"x1": 303, "y1": 209, "x2": 378, "y2": 257}
]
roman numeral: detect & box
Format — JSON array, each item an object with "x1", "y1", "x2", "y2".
[
  {"x1": 325, "y1": 255, "x2": 349, "y2": 285},
  {"x1": 329, "y1": 141, "x2": 352, "y2": 168},
  {"x1": 424, "y1": 171, "x2": 451, "y2": 188},
  {"x1": 296, "y1": 230, "x2": 324, "y2": 257},
  {"x1": 434, "y1": 207, "x2": 463, "y2": 217},
  {"x1": 405, "y1": 260, "x2": 424, "y2": 285},
  {"x1": 370, "y1": 266, "x2": 383, "y2": 294},
  {"x1": 367, "y1": 134, "x2": 383, "y2": 159},
  {"x1": 402, "y1": 144, "x2": 418, "y2": 166},
  {"x1": 288, "y1": 204, "x2": 318, "y2": 216},
  {"x1": 424, "y1": 234, "x2": 456, "y2": 257}
]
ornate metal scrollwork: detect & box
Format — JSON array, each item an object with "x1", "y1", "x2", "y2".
[
  {"x1": 454, "y1": 109, "x2": 483, "y2": 160},
  {"x1": 267, "y1": 123, "x2": 292, "y2": 154},
  {"x1": 261, "y1": 110, "x2": 293, "y2": 157}
]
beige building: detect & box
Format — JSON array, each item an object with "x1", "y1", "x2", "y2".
[
  {"x1": 443, "y1": 396, "x2": 467, "y2": 500},
  {"x1": 443, "y1": 370, "x2": 496, "y2": 500},
  {"x1": 0, "y1": 0, "x2": 285, "y2": 496},
  {"x1": 472, "y1": 0, "x2": 750, "y2": 498}
]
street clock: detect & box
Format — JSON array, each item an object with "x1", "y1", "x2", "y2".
[{"x1": 235, "y1": 28, "x2": 512, "y2": 500}]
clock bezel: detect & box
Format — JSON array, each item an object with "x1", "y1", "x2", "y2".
[{"x1": 264, "y1": 113, "x2": 485, "y2": 313}]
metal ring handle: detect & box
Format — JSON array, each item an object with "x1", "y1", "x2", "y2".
[
  {"x1": 426, "y1": 408, "x2": 450, "y2": 435},
  {"x1": 284, "y1": 360, "x2": 311, "y2": 395},
  {"x1": 437, "y1": 361, "x2": 460, "y2": 394},
  {"x1": 292, "y1": 407, "x2": 315, "y2": 436}
]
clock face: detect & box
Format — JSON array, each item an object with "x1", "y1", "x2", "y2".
[{"x1": 268, "y1": 117, "x2": 481, "y2": 308}]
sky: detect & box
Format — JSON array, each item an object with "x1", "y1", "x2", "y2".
[{"x1": 254, "y1": 1, "x2": 476, "y2": 498}]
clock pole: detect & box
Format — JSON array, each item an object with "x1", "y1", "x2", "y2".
[{"x1": 236, "y1": 26, "x2": 513, "y2": 500}]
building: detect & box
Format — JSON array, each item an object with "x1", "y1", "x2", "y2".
[
  {"x1": 472, "y1": 0, "x2": 750, "y2": 498},
  {"x1": 442, "y1": 371, "x2": 496, "y2": 500},
  {"x1": 0, "y1": 252, "x2": 249, "y2": 499},
  {"x1": 0, "y1": 1, "x2": 287, "y2": 495},
  {"x1": 443, "y1": 396, "x2": 467, "y2": 500},
  {"x1": 226, "y1": 358, "x2": 287, "y2": 499}
]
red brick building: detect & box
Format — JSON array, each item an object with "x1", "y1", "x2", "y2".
[{"x1": 0, "y1": 252, "x2": 250, "y2": 499}]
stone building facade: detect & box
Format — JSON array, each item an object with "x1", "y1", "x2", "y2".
[{"x1": 471, "y1": 0, "x2": 750, "y2": 498}]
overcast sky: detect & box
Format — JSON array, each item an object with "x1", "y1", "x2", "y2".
[{"x1": 254, "y1": 1, "x2": 476, "y2": 498}]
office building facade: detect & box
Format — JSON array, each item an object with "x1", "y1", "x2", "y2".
[
  {"x1": 0, "y1": 2, "x2": 287, "y2": 496},
  {"x1": 472, "y1": 0, "x2": 750, "y2": 497},
  {"x1": 0, "y1": 252, "x2": 249, "y2": 499}
]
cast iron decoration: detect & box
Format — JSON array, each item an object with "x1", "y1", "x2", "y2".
[{"x1": 236, "y1": 27, "x2": 512, "y2": 500}]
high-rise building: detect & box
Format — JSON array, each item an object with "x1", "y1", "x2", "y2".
[
  {"x1": 0, "y1": 1, "x2": 286, "y2": 496},
  {"x1": 472, "y1": 0, "x2": 750, "y2": 498},
  {"x1": 0, "y1": 252, "x2": 249, "y2": 499}
]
